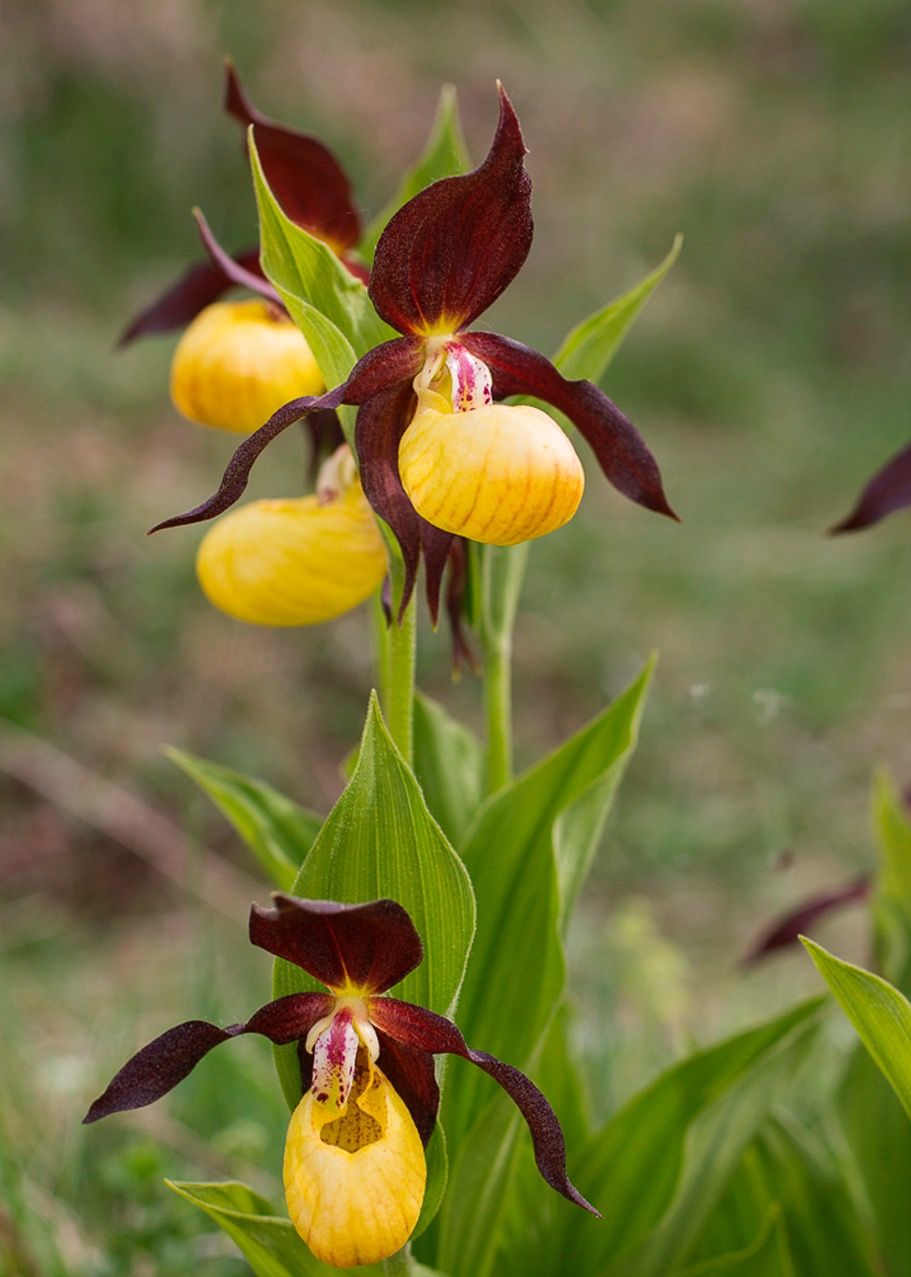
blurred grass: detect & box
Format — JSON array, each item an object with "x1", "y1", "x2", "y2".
[{"x1": 2, "y1": 0, "x2": 911, "y2": 1270}]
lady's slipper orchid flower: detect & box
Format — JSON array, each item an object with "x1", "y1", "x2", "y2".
[
  {"x1": 196, "y1": 445, "x2": 387, "y2": 625},
  {"x1": 84, "y1": 895, "x2": 597, "y2": 1267},
  {"x1": 151, "y1": 85, "x2": 676, "y2": 617}
]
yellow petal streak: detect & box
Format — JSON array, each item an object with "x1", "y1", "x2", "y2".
[
  {"x1": 170, "y1": 299, "x2": 323, "y2": 433},
  {"x1": 284, "y1": 1061, "x2": 426, "y2": 1268},
  {"x1": 398, "y1": 400, "x2": 585, "y2": 545},
  {"x1": 196, "y1": 486, "x2": 387, "y2": 626}
]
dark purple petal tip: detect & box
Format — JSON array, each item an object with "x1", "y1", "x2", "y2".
[
  {"x1": 249, "y1": 895, "x2": 424, "y2": 995},
  {"x1": 369, "y1": 998, "x2": 599, "y2": 1216},
  {"x1": 831, "y1": 441, "x2": 911, "y2": 534},
  {"x1": 223, "y1": 61, "x2": 361, "y2": 250},
  {"x1": 192, "y1": 208, "x2": 280, "y2": 305},
  {"x1": 117, "y1": 249, "x2": 264, "y2": 347},
  {"x1": 83, "y1": 992, "x2": 331, "y2": 1123},
  {"x1": 369, "y1": 84, "x2": 532, "y2": 335},
  {"x1": 741, "y1": 876, "x2": 872, "y2": 966}
]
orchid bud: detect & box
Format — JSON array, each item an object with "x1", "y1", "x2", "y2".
[
  {"x1": 398, "y1": 344, "x2": 585, "y2": 546},
  {"x1": 170, "y1": 299, "x2": 323, "y2": 433},
  {"x1": 195, "y1": 458, "x2": 386, "y2": 625}
]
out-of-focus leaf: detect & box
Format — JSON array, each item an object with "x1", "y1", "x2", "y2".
[
  {"x1": 688, "y1": 1113, "x2": 877, "y2": 1276},
  {"x1": 803, "y1": 937, "x2": 911, "y2": 1120},
  {"x1": 449, "y1": 659, "x2": 653, "y2": 1139},
  {"x1": 838, "y1": 1045, "x2": 911, "y2": 1277},
  {"x1": 167, "y1": 748, "x2": 321, "y2": 890},
  {"x1": 166, "y1": 1180, "x2": 363, "y2": 1276},
  {"x1": 271, "y1": 694, "x2": 475, "y2": 1109},
  {"x1": 412, "y1": 693, "x2": 484, "y2": 847},
  {"x1": 362, "y1": 86, "x2": 471, "y2": 260},
  {"x1": 545, "y1": 998, "x2": 824, "y2": 1276},
  {"x1": 676, "y1": 1207, "x2": 792, "y2": 1276},
  {"x1": 552, "y1": 234, "x2": 682, "y2": 383}
]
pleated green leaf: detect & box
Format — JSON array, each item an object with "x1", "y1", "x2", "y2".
[
  {"x1": 271, "y1": 692, "x2": 475, "y2": 1107},
  {"x1": 803, "y1": 937, "x2": 911, "y2": 1121},
  {"x1": 167, "y1": 748, "x2": 321, "y2": 890},
  {"x1": 362, "y1": 85, "x2": 471, "y2": 260},
  {"x1": 553, "y1": 233, "x2": 682, "y2": 383}
]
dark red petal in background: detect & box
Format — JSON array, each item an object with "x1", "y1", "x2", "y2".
[
  {"x1": 463, "y1": 331, "x2": 677, "y2": 521},
  {"x1": 375, "y1": 1030, "x2": 440, "y2": 1144},
  {"x1": 193, "y1": 208, "x2": 281, "y2": 304},
  {"x1": 83, "y1": 993, "x2": 332, "y2": 1123},
  {"x1": 149, "y1": 337, "x2": 421, "y2": 534},
  {"x1": 355, "y1": 379, "x2": 423, "y2": 613},
  {"x1": 117, "y1": 249, "x2": 265, "y2": 346},
  {"x1": 370, "y1": 997, "x2": 599, "y2": 1215},
  {"x1": 831, "y1": 441, "x2": 911, "y2": 534},
  {"x1": 369, "y1": 84, "x2": 532, "y2": 335},
  {"x1": 224, "y1": 62, "x2": 361, "y2": 251},
  {"x1": 741, "y1": 876, "x2": 871, "y2": 966},
  {"x1": 445, "y1": 539, "x2": 478, "y2": 676},
  {"x1": 420, "y1": 522, "x2": 456, "y2": 629},
  {"x1": 249, "y1": 896, "x2": 424, "y2": 994}
]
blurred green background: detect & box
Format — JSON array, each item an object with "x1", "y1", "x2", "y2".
[{"x1": 2, "y1": 0, "x2": 910, "y2": 1271}]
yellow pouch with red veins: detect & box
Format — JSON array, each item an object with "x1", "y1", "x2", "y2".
[
  {"x1": 195, "y1": 485, "x2": 386, "y2": 626},
  {"x1": 284, "y1": 1062, "x2": 426, "y2": 1269},
  {"x1": 399, "y1": 396, "x2": 585, "y2": 546},
  {"x1": 170, "y1": 299, "x2": 323, "y2": 433}
]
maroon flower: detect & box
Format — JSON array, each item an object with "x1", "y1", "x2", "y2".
[
  {"x1": 831, "y1": 441, "x2": 911, "y2": 534},
  {"x1": 151, "y1": 85, "x2": 676, "y2": 619},
  {"x1": 84, "y1": 895, "x2": 597, "y2": 1264}
]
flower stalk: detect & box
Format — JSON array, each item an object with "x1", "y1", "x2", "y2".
[{"x1": 479, "y1": 542, "x2": 528, "y2": 793}]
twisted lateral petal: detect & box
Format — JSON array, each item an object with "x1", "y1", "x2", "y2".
[
  {"x1": 741, "y1": 877, "x2": 871, "y2": 966},
  {"x1": 831, "y1": 441, "x2": 911, "y2": 533},
  {"x1": 224, "y1": 62, "x2": 361, "y2": 251},
  {"x1": 193, "y1": 208, "x2": 281, "y2": 304},
  {"x1": 82, "y1": 992, "x2": 333, "y2": 1123},
  {"x1": 369, "y1": 84, "x2": 532, "y2": 335},
  {"x1": 249, "y1": 896, "x2": 424, "y2": 994},
  {"x1": 117, "y1": 248, "x2": 265, "y2": 346},
  {"x1": 369, "y1": 997, "x2": 600, "y2": 1215},
  {"x1": 150, "y1": 337, "x2": 422, "y2": 533},
  {"x1": 462, "y1": 331, "x2": 677, "y2": 520}
]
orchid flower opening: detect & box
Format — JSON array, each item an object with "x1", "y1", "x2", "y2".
[{"x1": 84, "y1": 895, "x2": 597, "y2": 1267}]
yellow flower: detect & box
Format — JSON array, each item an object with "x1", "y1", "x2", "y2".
[
  {"x1": 195, "y1": 470, "x2": 387, "y2": 627},
  {"x1": 170, "y1": 299, "x2": 323, "y2": 433}
]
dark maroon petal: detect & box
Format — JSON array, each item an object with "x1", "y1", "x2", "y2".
[
  {"x1": 376, "y1": 1029, "x2": 439, "y2": 1145},
  {"x1": 83, "y1": 992, "x2": 332, "y2": 1123},
  {"x1": 302, "y1": 410, "x2": 346, "y2": 482},
  {"x1": 149, "y1": 338, "x2": 421, "y2": 534},
  {"x1": 445, "y1": 539, "x2": 478, "y2": 676},
  {"x1": 463, "y1": 331, "x2": 677, "y2": 520},
  {"x1": 118, "y1": 249, "x2": 265, "y2": 346},
  {"x1": 369, "y1": 997, "x2": 599, "y2": 1215},
  {"x1": 369, "y1": 84, "x2": 532, "y2": 335},
  {"x1": 831, "y1": 441, "x2": 911, "y2": 533},
  {"x1": 193, "y1": 208, "x2": 280, "y2": 304},
  {"x1": 741, "y1": 877, "x2": 871, "y2": 966},
  {"x1": 421, "y1": 523, "x2": 456, "y2": 628},
  {"x1": 249, "y1": 895, "x2": 424, "y2": 994},
  {"x1": 224, "y1": 62, "x2": 361, "y2": 251},
  {"x1": 355, "y1": 379, "x2": 422, "y2": 614}
]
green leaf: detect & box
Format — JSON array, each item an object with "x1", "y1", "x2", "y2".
[
  {"x1": 412, "y1": 693, "x2": 484, "y2": 847},
  {"x1": 553, "y1": 234, "x2": 683, "y2": 382},
  {"x1": 166, "y1": 1179, "x2": 368, "y2": 1276},
  {"x1": 872, "y1": 769, "x2": 911, "y2": 984},
  {"x1": 676, "y1": 1207, "x2": 792, "y2": 1276},
  {"x1": 803, "y1": 936, "x2": 911, "y2": 1120},
  {"x1": 449, "y1": 659, "x2": 654, "y2": 1138},
  {"x1": 362, "y1": 85, "x2": 471, "y2": 260},
  {"x1": 552, "y1": 998, "x2": 824, "y2": 1276},
  {"x1": 167, "y1": 748, "x2": 321, "y2": 890},
  {"x1": 271, "y1": 692, "x2": 475, "y2": 1107}
]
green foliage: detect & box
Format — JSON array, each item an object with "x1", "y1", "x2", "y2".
[
  {"x1": 362, "y1": 86, "x2": 471, "y2": 260},
  {"x1": 677, "y1": 1208, "x2": 792, "y2": 1276},
  {"x1": 167, "y1": 748, "x2": 322, "y2": 890},
  {"x1": 553, "y1": 234, "x2": 683, "y2": 383},
  {"x1": 412, "y1": 693, "x2": 484, "y2": 847},
  {"x1": 272, "y1": 693, "x2": 475, "y2": 1106},
  {"x1": 803, "y1": 937, "x2": 911, "y2": 1121}
]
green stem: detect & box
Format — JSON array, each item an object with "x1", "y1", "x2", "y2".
[
  {"x1": 381, "y1": 593, "x2": 417, "y2": 766},
  {"x1": 478, "y1": 543, "x2": 529, "y2": 795},
  {"x1": 383, "y1": 1245, "x2": 413, "y2": 1276}
]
